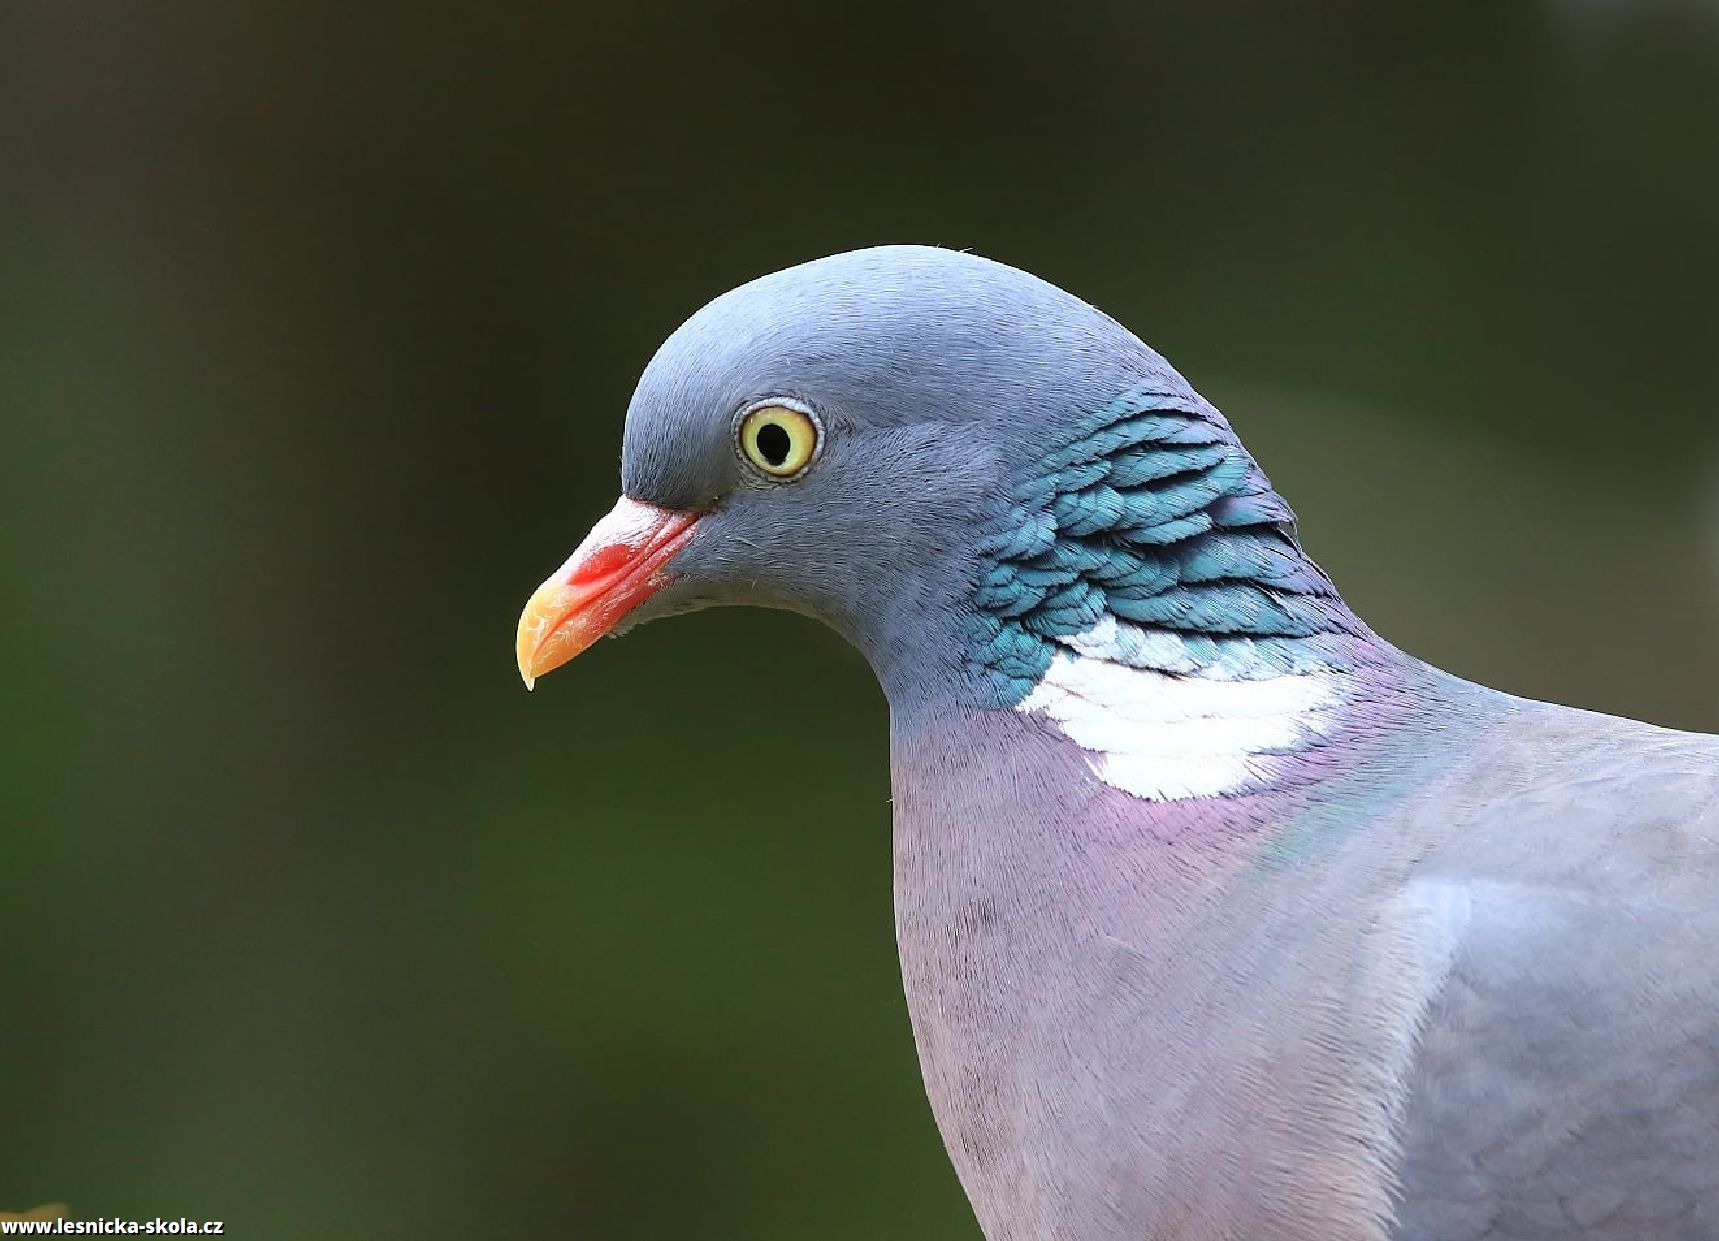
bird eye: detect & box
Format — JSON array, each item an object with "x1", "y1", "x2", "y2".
[{"x1": 737, "y1": 404, "x2": 821, "y2": 479}]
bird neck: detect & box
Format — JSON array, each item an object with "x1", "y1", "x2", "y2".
[
  {"x1": 885, "y1": 382, "x2": 1401, "y2": 803},
  {"x1": 965, "y1": 383, "x2": 1366, "y2": 698}
]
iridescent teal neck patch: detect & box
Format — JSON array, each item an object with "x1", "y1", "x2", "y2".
[{"x1": 966, "y1": 384, "x2": 1359, "y2": 706}]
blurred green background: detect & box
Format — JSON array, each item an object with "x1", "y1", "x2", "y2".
[{"x1": 3, "y1": 2, "x2": 1717, "y2": 1237}]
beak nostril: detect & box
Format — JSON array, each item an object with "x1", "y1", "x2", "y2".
[{"x1": 567, "y1": 542, "x2": 640, "y2": 586}]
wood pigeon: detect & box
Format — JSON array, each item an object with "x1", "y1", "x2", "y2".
[{"x1": 514, "y1": 246, "x2": 1719, "y2": 1240}]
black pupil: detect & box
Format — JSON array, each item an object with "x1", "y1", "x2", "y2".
[{"x1": 756, "y1": 421, "x2": 792, "y2": 467}]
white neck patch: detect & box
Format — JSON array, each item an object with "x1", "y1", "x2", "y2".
[{"x1": 1016, "y1": 617, "x2": 1343, "y2": 801}]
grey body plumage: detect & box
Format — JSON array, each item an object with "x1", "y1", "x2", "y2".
[{"x1": 526, "y1": 246, "x2": 1719, "y2": 1239}]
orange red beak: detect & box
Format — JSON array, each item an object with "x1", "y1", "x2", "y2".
[{"x1": 514, "y1": 497, "x2": 701, "y2": 689}]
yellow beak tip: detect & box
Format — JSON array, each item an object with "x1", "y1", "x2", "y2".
[{"x1": 515, "y1": 590, "x2": 558, "y2": 692}]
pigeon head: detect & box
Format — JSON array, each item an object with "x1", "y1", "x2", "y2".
[{"x1": 516, "y1": 246, "x2": 1360, "y2": 715}]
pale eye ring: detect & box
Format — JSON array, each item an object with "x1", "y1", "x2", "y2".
[{"x1": 737, "y1": 402, "x2": 822, "y2": 479}]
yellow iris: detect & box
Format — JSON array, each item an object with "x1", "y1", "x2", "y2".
[{"x1": 738, "y1": 405, "x2": 820, "y2": 478}]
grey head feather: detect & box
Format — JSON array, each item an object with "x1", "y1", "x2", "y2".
[{"x1": 616, "y1": 245, "x2": 1335, "y2": 706}]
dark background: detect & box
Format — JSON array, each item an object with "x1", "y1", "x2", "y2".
[{"x1": 3, "y1": 3, "x2": 1717, "y2": 1237}]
